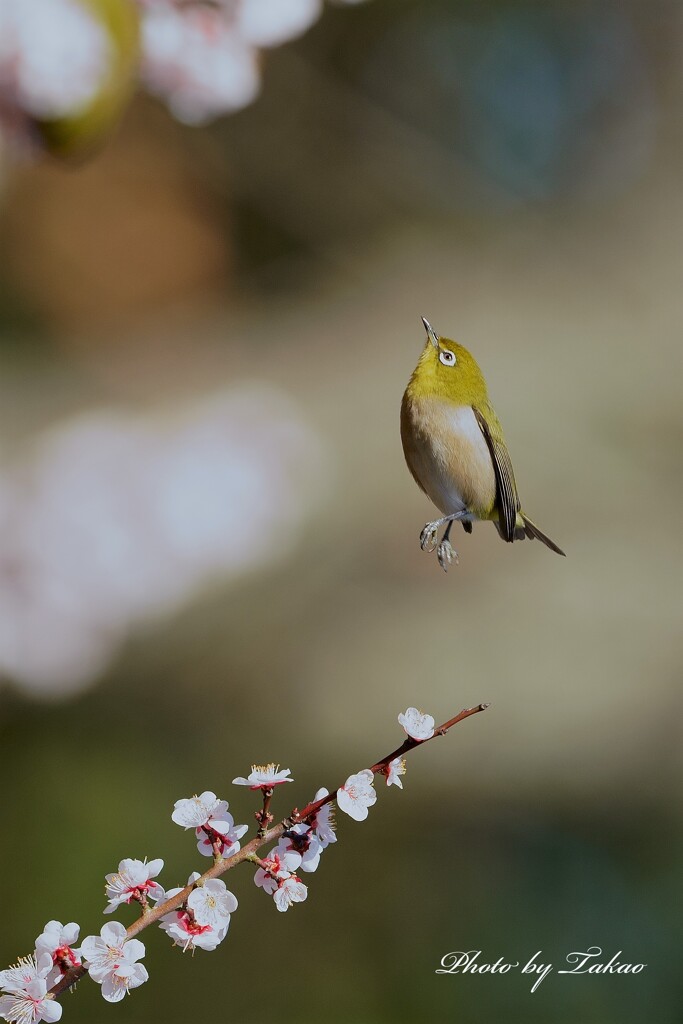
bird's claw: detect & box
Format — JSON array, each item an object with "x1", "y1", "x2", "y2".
[
  {"x1": 420, "y1": 522, "x2": 439, "y2": 552},
  {"x1": 437, "y1": 539, "x2": 458, "y2": 571}
]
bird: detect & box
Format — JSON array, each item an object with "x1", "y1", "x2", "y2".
[{"x1": 400, "y1": 317, "x2": 565, "y2": 570}]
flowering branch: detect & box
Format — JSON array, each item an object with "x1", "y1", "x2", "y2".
[
  {"x1": 0, "y1": 703, "x2": 489, "y2": 1021},
  {"x1": 293, "y1": 703, "x2": 490, "y2": 824}
]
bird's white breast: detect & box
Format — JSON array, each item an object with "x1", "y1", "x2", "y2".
[{"x1": 402, "y1": 398, "x2": 496, "y2": 517}]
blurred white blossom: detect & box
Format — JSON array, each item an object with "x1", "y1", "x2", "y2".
[
  {"x1": 140, "y1": 5, "x2": 260, "y2": 125},
  {"x1": 0, "y1": 0, "x2": 111, "y2": 120},
  {"x1": 235, "y1": 0, "x2": 322, "y2": 49},
  {"x1": 0, "y1": 386, "x2": 327, "y2": 697},
  {"x1": 0, "y1": 0, "x2": 370, "y2": 146}
]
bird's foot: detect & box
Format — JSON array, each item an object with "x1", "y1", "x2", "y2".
[
  {"x1": 437, "y1": 539, "x2": 458, "y2": 571},
  {"x1": 420, "y1": 521, "x2": 439, "y2": 552}
]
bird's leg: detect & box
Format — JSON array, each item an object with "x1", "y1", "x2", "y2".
[
  {"x1": 437, "y1": 521, "x2": 458, "y2": 572},
  {"x1": 420, "y1": 510, "x2": 468, "y2": 554}
]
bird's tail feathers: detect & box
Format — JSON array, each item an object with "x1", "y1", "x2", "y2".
[{"x1": 521, "y1": 514, "x2": 566, "y2": 556}]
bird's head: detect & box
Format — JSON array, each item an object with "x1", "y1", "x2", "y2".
[{"x1": 407, "y1": 317, "x2": 488, "y2": 405}]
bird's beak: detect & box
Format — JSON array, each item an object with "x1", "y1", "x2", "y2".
[{"x1": 421, "y1": 316, "x2": 439, "y2": 349}]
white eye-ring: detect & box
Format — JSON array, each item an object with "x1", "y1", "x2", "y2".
[{"x1": 439, "y1": 348, "x2": 456, "y2": 366}]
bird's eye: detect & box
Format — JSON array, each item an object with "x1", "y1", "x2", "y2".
[{"x1": 439, "y1": 348, "x2": 456, "y2": 366}]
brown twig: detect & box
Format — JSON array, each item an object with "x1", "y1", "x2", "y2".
[
  {"x1": 255, "y1": 787, "x2": 274, "y2": 838},
  {"x1": 47, "y1": 702, "x2": 489, "y2": 1003}
]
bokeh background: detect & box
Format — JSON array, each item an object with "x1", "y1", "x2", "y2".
[{"x1": 1, "y1": 1, "x2": 682, "y2": 1022}]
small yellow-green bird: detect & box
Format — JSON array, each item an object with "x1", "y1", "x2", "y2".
[{"x1": 401, "y1": 317, "x2": 565, "y2": 570}]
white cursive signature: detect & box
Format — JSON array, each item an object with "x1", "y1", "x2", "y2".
[{"x1": 436, "y1": 946, "x2": 646, "y2": 992}]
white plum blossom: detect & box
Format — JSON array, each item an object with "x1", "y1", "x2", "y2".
[
  {"x1": 0, "y1": 955, "x2": 51, "y2": 995},
  {"x1": 80, "y1": 922, "x2": 148, "y2": 1002},
  {"x1": 159, "y1": 912, "x2": 227, "y2": 953},
  {"x1": 310, "y1": 788, "x2": 337, "y2": 848},
  {"x1": 186, "y1": 880, "x2": 238, "y2": 930},
  {"x1": 398, "y1": 707, "x2": 435, "y2": 741},
  {"x1": 101, "y1": 961, "x2": 149, "y2": 1004},
  {"x1": 195, "y1": 816, "x2": 248, "y2": 860},
  {"x1": 253, "y1": 870, "x2": 279, "y2": 896},
  {"x1": 80, "y1": 919, "x2": 145, "y2": 977},
  {"x1": 159, "y1": 873, "x2": 229, "y2": 953},
  {"x1": 232, "y1": 764, "x2": 293, "y2": 789},
  {"x1": 34, "y1": 921, "x2": 81, "y2": 985},
  {"x1": 195, "y1": 822, "x2": 247, "y2": 859},
  {"x1": 386, "y1": 757, "x2": 406, "y2": 789},
  {"x1": 0, "y1": 978, "x2": 62, "y2": 1023},
  {"x1": 253, "y1": 850, "x2": 290, "y2": 894},
  {"x1": 273, "y1": 875, "x2": 308, "y2": 913},
  {"x1": 35, "y1": 921, "x2": 79, "y2": 960},
  {"x1": 172, "y1": 792, "x2": 228, "y2": 830},
  {"x1": 278, "y1": 824, "x2": 322, "y2": 873},
  {"x1": 336, "y1": 769, "x2": 377, "y2": 822},
  {"x1": 104, "y1": 858, "x2": 164, "y2": 913},
  {"x1": 172, "y1": 792, "x2": 247, "y2": 857}
]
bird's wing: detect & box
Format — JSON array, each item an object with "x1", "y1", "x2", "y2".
[{"x1": 473, "y1": 403, "x2": 521, "y2": 543}]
